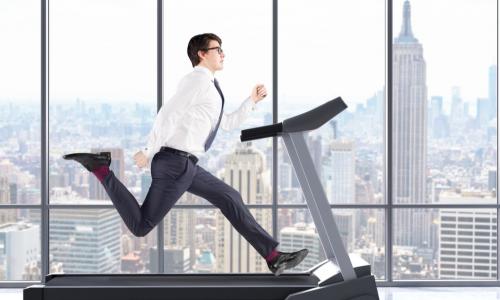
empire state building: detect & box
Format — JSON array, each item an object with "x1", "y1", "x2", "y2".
[{"x1": 393, "y1": 0, "x2": 429, "y2": 247}]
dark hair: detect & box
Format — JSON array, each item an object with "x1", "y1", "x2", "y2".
[{"x1": 187, "y1": 33, "x2": 222, "y2": 67}]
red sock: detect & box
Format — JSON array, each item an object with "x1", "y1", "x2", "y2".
[
  {"x1": 265, "y1": 249, "x2": 279, "y2": 263},
  {"x1": 92, "y1": 165, "x2": 110, "y2": 182}
]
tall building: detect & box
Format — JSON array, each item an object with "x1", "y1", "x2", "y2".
[
  {"x1": 89, "y1": 148, "x2": 125, "y2": 200},
  {"x1": 0, "y1": 177, "x2": 16, "y2": 224},
  {"x1": 488, "y1": 170, "x2": 496, "y2": 193},
  {"x1": 46, "y1": 203, "x2": 122, "y2": 273},
  {"x1": 279, "y1": 162, "x2": 293, "y2": 189},
  {"x1": 438, "y1": 193, "x2": 496, "y2": 279},
  {"x1": 488, "y1": 65, "x2": 497, "y2": 120},
  {"x1": 279, "y1": 223, "x2": 325, "y2": 272},
  {"x1": 215, "y1": 143, "x2": 272, "y2": 273},
  {"x1": 0, "y1": 223, "x2": 39, "y2": 280},
  {"x1": 476, "y1": 98, "x2": 490, "y2": 128},
  {"x1": 450, "y1": 86, "x2": 464, "y2": 127},
  {"x1": 9, "y1": 183, "x2": 17, "y2": 204},
  {"x1": 430, "y1": 96, "x2": 449, "y2": 139},
  {"x1": 149, "y1": 246, "x2": 190, "y2": 273},
  {"x1": 329, "y1": 120, "x2": 338, "y2": 140},
  {"x1": 430, "y1": 96, "x2": 443, "y2": 124},
  {"x1": 392, "y1": 0, "x2": 429, "y2": 247},
  {"x1": 334, "y1": 210, "x2": 356, "y2": 252},
  {"x1": 322, "y1": 140, "x2": 355, "y2": 204},
  {"x1": 163, "y1": 193, "x2": 196, "y2": 268}
]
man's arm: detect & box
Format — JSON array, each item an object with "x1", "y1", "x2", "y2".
[
  {"x1": 220, "y1": 84, "x2": 267, "y2": 131},
  {"x1": 135, "y1": 80, "x2": 203, "y2": 168}
]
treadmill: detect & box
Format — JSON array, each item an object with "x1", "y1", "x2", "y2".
[{"x1": 24, "y1": 97, "x2": 380, "y2": 300}]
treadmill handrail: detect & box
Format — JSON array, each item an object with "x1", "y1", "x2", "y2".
[
  {"x1": 282, "y1": 97, "x2": 347, "y2": 133},
  {"x1": 241, "y1": 123, "x2": 283, "y2": 142},
  {"x1": 240, "y1": 97, "x2": 347, "y2": 142}
]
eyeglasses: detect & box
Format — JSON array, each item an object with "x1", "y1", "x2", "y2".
[{"x1": 203, "y1": 46, "x2": 223, "y2": 54}]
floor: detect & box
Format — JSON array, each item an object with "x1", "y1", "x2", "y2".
[{"x1": 2, "y1": 287, "x2": 499, "y2": 299}]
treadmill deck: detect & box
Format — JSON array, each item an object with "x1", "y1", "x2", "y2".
[{"x1": 43, "y1": 273, "x2": 318, "y2": 287}]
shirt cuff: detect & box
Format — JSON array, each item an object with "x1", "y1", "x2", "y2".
[{"x1": 247, "y1": 97, "x2": 257, "y2": 111}]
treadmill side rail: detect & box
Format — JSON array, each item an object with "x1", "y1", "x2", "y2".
[{"x1": 23, "y1": 285, "x2": 44, "y2": 300}]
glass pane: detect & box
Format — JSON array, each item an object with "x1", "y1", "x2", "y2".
[
  {"x1": 392, "y1": 0, "x2": 497, "y2": 204},
  {"x1": 278, "y1": 208, "x2": 386, "y2": 279},
  {"x1": 49, "y1": 0, "x2": 157, "y2": 204},
  {"x1": 49, "y1": 209, "x2": 156, "y2": 273},
  {"x1": 163, "y1": 0, "x2": 273, "y2": 205},
  {"x1": 0, "y1": 210, "x2": 41, "y2": 281},
  {"x1": 0, "y1": 1, "x2": 41, "y2": 205},
  {"x1": 163, "y1": 208, "x2": 273, "y2": 273},
  {"x1": 278, "y1": 0, "x2": 385, "y2": 204},
  {"x1": 393, "y1": 208, "x2": 497, "y2": 280}
]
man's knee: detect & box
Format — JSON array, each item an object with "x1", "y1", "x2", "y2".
[
  {"x1": 131, "y1": 220, "x2": 155, "y2": 237},
  {"x1": 224, "y1": 188, "x2": 244, "y2": 205}
]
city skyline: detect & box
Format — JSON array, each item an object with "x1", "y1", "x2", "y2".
[{"x1": 0, "y1": 0, "x2": 497, "y2": 282}]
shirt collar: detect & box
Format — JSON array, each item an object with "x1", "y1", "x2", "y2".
[{"x1": 194, "y1": 65, "x2": 215, "y2": 82}]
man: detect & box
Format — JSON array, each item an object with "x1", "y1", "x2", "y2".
[{"x1": 64, "y1": 33, "x2": 308, "y2": 276}]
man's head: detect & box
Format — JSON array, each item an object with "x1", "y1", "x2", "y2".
[{"x1": 187, "y1": 33, "x2": 224, "y2": 73}]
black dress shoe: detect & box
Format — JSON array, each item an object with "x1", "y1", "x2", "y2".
[
  {"x1": 267, "y1": 248, "x2": 308, "y2": 276},
  {"x1": 63, "y1": 152, "x2": 111, "y2": 172}
]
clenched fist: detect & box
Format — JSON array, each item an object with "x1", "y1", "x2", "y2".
[
  {"x1": 250, "y1": 84, "x2": 267, "y2": 103},
  {"x1": 134, "y1": 151, "x2": 148, "y2": 169}
]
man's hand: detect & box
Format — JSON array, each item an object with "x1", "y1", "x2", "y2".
[
  {"x1": 134, "y1": 151, "x2": 148, "y2": 169},
  {"x1": 251, "y1": 84, "x2": 267, "y2": 104}
]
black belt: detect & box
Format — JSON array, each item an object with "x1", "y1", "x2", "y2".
[{"x1": 160, "y1": 147, "x2": 198, "y2": 164}]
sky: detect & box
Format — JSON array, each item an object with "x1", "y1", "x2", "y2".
[{"x1": 0, "y1": 0, "x2": 497, "y2": 115}]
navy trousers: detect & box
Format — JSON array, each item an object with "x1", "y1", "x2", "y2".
[{"x1": 102, "y1": 149, "x2": 279, "y2": 258}]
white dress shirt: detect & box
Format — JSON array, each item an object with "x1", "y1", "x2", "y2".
[{"x1": 144, "y1": 66, "x2": 257, "y2": 163}]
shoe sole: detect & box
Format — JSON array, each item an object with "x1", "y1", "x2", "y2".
[
  {"x1": 273, "y1": 249, "x2": 309, "y2": 277},
  {"x1": 287, "y1": 249, "x2": 308, "y2": 269},
  {"x1": 273, "y1": 265, "x2": 286, "y2": 277},
  {"x1": 63, "y1": 152, "x2": 111, "y2": 160}
]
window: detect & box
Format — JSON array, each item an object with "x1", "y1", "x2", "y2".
[{"x1": 49, "y1": 0, "x2": 157, "y2": 273}]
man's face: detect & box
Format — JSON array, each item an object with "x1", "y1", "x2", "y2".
[{"x1": 199, "y1": 40, "x2": 225, "y2": 72}]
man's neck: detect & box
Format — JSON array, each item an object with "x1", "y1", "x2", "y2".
[{"x1": 197, "y1": 64, "x2": 216, "y2": 75}]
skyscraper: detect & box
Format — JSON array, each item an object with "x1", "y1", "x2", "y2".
[
  {"x1": 163, "y1": 193, "x2": 196, "y2": 268},
  {"x1": 450, "y1": 86, "x2": 464, "y2": 128},
  {"x1": 438, "y1": 193, "x2": 496, "y2": 279},
  {"x1": 430, "y1": 96, "x2": 443, "y2": 124},
  {"x1": 46, "y1": 201, "x2": 122, "y2": 273},
  {"x1": 476, "y1": 98, "x2": 490, "y2": 128},
  {"x1": 215, "y1": 143, "x2": 272, "y2": 273},
  {"x1": 323, "y1": 140, "x2": 355, "y2": 204},
  {"x1": 0, "y1": 223, "x2": 39, "y2": 280},
  {"x1": 279, "y1": 223, "x2": 325, "y2": 272},
  {"x1": 393, "y1": 0, "x2": 429, "y2": 247},
  {"x1": 0, "y1": 177, "x2": 16, "y2": 224}
]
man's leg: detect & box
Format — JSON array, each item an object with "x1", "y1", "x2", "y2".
[
  {"x1": 187, "y1": 165, "x2": 279, "y2": 258},
  {"x1": 102, "y1": 152, "x2": 195, "y2": 237}
]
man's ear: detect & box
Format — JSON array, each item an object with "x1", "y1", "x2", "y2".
[{"x1": 197, "y1": 50, "x2": 205, "y2": 62}]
